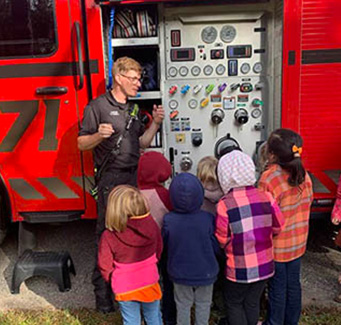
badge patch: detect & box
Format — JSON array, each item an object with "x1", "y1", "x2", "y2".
[{"x1": 110, "y1": 111, "x2": 119, "y2": 116}]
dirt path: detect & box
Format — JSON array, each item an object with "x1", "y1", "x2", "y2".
[{"x1": 0, "y1": 220, "x2": 341, "y2": 311}]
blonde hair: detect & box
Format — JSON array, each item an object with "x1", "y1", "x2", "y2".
[
  {"x1": 105, "y1": 185, "x2": 149, "y2": 232},
  {"x1": 112, "y1": 56, "x2": 142, "y2": 77},
  {"x1": 197, "y1": 156, "x2": 219, "y2": 186}
]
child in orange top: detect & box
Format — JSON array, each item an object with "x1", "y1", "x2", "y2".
[
  {"x1": 98, "y1": 185, "x2": 163, "y2": 325},
  {"x1": 258, "y1": 128, "x2": 313, "y2": 325}
]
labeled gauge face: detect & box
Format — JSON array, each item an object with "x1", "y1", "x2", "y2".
[
  {"x1": 203, "y1": 65, "x2": 214, "y2": 76},
  {"x1": 201, "y1": 26, "x2": 218, "y2": 44},
  {"x1": 191, "y1": 65, "x2": 201, "y2": 77},
  {"x1": 179, "y1": 66, "x2": 189, "y2": 77},
  {"x1": 169, "y1": 100, "x2": 179, "y2": 110},
  {"x1": 253, "y1": 62, "x2": 263, "y2": 74},
  {"x1": 251, "y1": 108, "x2": 262, "y2": 118},
  {"x1": 240, "y1": 63, "x2": 251, "y2": 74},
  {"x1": 220, "y1": 25, "x2": 237, "y2": 43},
  {"x1": 216, "y1": 64, "x2": 226, "y2": 75},
  {"x1": 188, "y1": 99, "x2": 198, "y2": 109},
  {"x1": 168, "y1": 66, "x2": 177, "y2": 77}
]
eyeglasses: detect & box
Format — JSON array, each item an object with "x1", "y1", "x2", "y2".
[{"x1": 120, "y1": 74, "x2": 143, "y2": 84}]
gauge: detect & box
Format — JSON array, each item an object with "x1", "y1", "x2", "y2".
[
  {"x1": 169, "y1": 100, "x2": 179, "y2": 110},
  {"x1": 168, "y1": 66, "x2": 177, "y2": 77},
  {"x1": 251, "y1": 108, "x2": 262, "y2": 118},
  {"x1": 188, "y1": 99, "x2": 198, "y2": 109},
  {"x1": 253, "y1": 62, "x2": 263, "y2": 74},
  {"x1": 220, "y1": 25, "x2": 237, "y2": 43},
  {"x1": 191, "y1": 66, "x2": 201, "y2": 77},
  {"x1": 179, "y1": 66, "x2": 189, "y2": 77},
  {"x1": 201, "y1": 26, "x2": 218, "y2": 44},
  {"x1": 240, "y1": 63, "x2": 251, "y2": 74},
  {"x1": 216, "y1": 64, "x2": 226, "y2": 75},
  {"x1": 203, "y1": 65, "x2": 213, "y2": 76}
]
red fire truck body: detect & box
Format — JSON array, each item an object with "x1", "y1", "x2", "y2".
[{"x1": 0, "y1": 0, "x2": 340, "y2": 243}]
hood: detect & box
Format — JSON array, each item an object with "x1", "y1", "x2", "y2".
[
  {"x1": 169, "y1": 173, "x2": 204, "y2": 213},
  {"x1": 138, "y1": 151, "x2": 172, "y2": 189},
  {"x1": 217, "y1": 150, "x2": 256, "y2": 194},
  {"x1": 115, "y1": 214, "x2": 156, "y2": 248}
]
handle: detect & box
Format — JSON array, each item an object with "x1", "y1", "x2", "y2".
[
  {"x1": 36, "y1": 87, "x2": 68, "y2": 95},
  {"x1": 74, "y1": 22, "x2": 84, "y2": 90}
]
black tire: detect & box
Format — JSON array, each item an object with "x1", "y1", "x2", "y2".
[{"x1": 0, "y1": 195, "x2": 8, "y2": 245}]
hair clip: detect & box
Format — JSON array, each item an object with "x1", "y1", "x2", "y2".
[{"x1": 292, "y1": 145, "x2": 302, "y2": 157}]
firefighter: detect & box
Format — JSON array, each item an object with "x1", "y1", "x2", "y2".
[{"x1": 77, "y1": 56, "x2": 164, "y2": 313}]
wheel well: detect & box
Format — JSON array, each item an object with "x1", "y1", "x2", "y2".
[{"x1": 0, "y1": 175, "x2": 12, "y2": 224}]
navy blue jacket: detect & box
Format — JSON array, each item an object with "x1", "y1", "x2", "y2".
[{"x1": 162, "y1": 173, "x2": 219, "y2": 286}]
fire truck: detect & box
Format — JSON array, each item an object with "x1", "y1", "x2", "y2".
[{"x1": 0, "y1": 0, "x2": 340, "y2": 250}]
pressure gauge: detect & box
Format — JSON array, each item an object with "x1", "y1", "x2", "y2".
[
  {"x1": 191, "y1": 66, "x2": 201, "y2": 77},
  {"x1": 203, "y1": 65, "x2": 213, "y2": 76},
  {"x1": 253, "y1": 62, "x2": 263, "y2": 74},
  {"x1": 169, "y1": 100, "x2": 179, "y2": 110},
  {"x1": 201, "y1": 26, "x2": 218, "y2": 44},
  {"x1": 168, "y1": 66, "x2": 177, "y2": 77},
  {"x1": 216, "y1": 64, "x2": 226, "y2": 75},
  {"x1": 179, "y1": 66, "x2": 189, "y2": 77},
  {"x1": 251, "y1": 108, "x2": 262, "y2": 118},
  {"x1": 240, "y1": 63, "x2": 251, "y2": 74},
  {"x1": 188, "y1": 99, "x2": 198, "y2": 109},
  {"x1": 220, "y1": 25, "x2": 237, "y2": 43}
]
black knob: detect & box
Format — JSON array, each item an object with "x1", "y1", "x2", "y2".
[
  {"x1": 234, "y1": 108, "x2": 249, "y2": 125},
  {"x1": 192, "y1": 136, "x2": 203, "y2": 147}
]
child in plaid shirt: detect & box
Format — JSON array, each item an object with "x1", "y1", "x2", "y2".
[
  {"x1": 215, "y1": 150, "x2": 284, "y2": 325},
  {"x1": 258, "y1": 128, "x2": 313, "y2": 325}
]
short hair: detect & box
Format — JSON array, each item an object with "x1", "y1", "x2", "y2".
[
  {"x1": 112, "y1": 56, "x2": 142, "y2": 77},
  {"x1": 197, "y1": 156, "x2": 219, "y2": 186},
  {"x1": 105, "y1": 185, "x2": 149, "y2": 232}
]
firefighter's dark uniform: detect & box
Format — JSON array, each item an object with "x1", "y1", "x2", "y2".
[{"x1": 79, "y1": 91, "x2": 144, "y2": 312}]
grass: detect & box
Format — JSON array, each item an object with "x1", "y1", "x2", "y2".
[{"x1": 0, "y1": 306, "x2": 341, "y2": 325}]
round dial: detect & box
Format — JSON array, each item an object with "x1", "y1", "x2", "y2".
[
  {"x1": 220, "y1": 25, "x2": 237, "y2": 43},
  {"x1": 203, "y1": 65, "x2": 213, "y2": 76},
  {"x1": 188, "y1": 99, "x2": 198, "y2": 109},
  {"x1": 201, "y1": 26, "x2": 218, "y2": 44},
  {"x1": 240, "y1": 63, "x2": 251, "y2": 74},
  {"x1": 179, "y1": 66, "x2": 189, "y2": 77},
  {"x1": 169, "y1": 100, "x2": 178, "y2": 110},
  {"x1": 168, "y1": 66, "x2": 177, "y2": 77},
  {"x1": 253, "y1": 62, "x2": 263, "y2": 74},
  {"x1": 191, "y1": 65, "x2": 201, "y2": 77},
  {"x1": 251, "y1": 108, "x2": 262, "y2": 119},
  {"x1": 216, "y1": 64, "x2": 226, "y2": 76}
]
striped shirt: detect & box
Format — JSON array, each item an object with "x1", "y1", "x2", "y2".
[
  {"x1": 215, "y1": 186, "x2": 284, "y2": 283},
  {"x1": 258, "y1": 164, "x2": 313, "y2": 262}
]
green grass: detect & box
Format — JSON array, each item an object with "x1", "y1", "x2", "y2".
[{"x1": 0, "y1": 306, "x2": 341, "y2": 325}]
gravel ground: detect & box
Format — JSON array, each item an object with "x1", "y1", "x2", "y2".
[{"x1": 0, "y1": 219, "x2": 341, "y2": 311}]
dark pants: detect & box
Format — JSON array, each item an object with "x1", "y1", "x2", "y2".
[
  {"x1": 264, "y1": 258, "x2": 302, "y2": 325},
  {"x1": 92, "y1": 167, "x2": 137, "y2": 311},
  {"x1": 224, "y1": 279, "x2": 267, "y2": 325}
]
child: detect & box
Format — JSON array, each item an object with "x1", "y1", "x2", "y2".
[
  {"x1": 138, "y1": 151, "x2": 172, "y2": 228},
  {"x1": 258, "y1": 128, "x2": 313, "y2": 325},
  {"x1": 163, "y1": 173, "x2": 219, "y2": 325},
  {"x1": 137, "y1": 151, "x2": 176, "y2": 325},
  {"x1": 215, "y1": 150, "x2": 284, "y2": 325},
  {"x1": 98, "y1": 185, "x2": 163, "y2": 325},
  {"x1": 331, "y1": 174, "x2": 341, "y2": 303},
  {"x1": 197, "y1": 156, "x2": 223, "y2": 215}
]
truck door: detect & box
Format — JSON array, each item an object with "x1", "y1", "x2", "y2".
[
  {"x1": 282, "y1": 0, "x2": 341, "y2": 210},
  {"x1": 0, "y1": 0, "x2": 103, "y2": 222}
]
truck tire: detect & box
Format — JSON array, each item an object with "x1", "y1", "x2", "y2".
[
  {"x1": 0, "y1": 195, "x2": 8, "y2": 245},
  {"x1": 18, "y1": 222, "x2": 37, "y2": 256}
]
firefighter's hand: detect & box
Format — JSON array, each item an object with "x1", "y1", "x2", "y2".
[
  {"x1": 98, "y1": 123, "x2": 114, "y2": 138},
  {"x1": 152, "y1": 105, "x2": 165, "y2": 125}
]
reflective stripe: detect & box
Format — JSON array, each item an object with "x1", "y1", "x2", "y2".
[
  {"x1": 324, "y1": 170, "x2": 341, "y2": 186},
  {"x1": 38, "y1": 178, "x2": 79, "y2": 199},
  {"x1": 9, "y1": 179, "x2": 44, "y2": 200},
  {"x1": 72, "y1": 176, "x2": 94, "y2": 192},
  {"x1": 308, "y1": 172, "x2": 330, "y2": 193}
]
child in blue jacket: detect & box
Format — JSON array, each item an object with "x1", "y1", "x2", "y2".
[{"x1": 163, "y1": 173, "x2": 219, "y2": 325}]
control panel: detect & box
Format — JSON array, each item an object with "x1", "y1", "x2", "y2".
[{"x1": 162, "y1": 7, "x2": 270, "y2": 174}]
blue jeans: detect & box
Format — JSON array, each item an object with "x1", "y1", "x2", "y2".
[
  {"x1": 118, "y1": 300, "x2": 162, "y2": 325},
  {"x1": 264, "y1": 257, "x2": 302, "y2": 325}
]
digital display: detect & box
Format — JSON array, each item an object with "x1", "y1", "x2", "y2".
[
  {"x1": 177, "y1": 50, "x2": 189, "y2": 59},
  {"x1": 227, "y1": 45, "x2": 252, "y2": 58},
  {"x1": 170, "y1": 48, "x2": 195, "y2": 61},
  {"x1": 233, "y1": 47, "x2": 246, "y2": 55}
]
